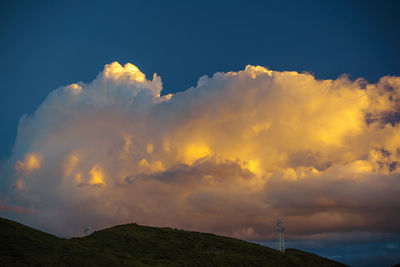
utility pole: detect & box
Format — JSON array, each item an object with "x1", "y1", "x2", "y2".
[{"x1": 276, "y1": 219, "x2": 285, "y2": 253}]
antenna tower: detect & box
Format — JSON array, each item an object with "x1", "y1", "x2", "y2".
[
  {"x1": 276, "y1": 219, "x2": 285, "y2": 253},
  {"x1": 84, "y1": 226, "x2": 92, "y2": 236}
]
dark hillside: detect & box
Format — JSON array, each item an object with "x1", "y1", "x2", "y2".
[{"x1": 0, "y1": 217, "x2": 347, "y2": 266}]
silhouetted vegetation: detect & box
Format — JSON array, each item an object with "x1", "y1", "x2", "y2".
[{"x1": 0, "y1": 217, "x2": 347, "y2": 266}]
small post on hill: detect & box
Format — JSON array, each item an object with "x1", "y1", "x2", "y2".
[{"x1": 84, "y1": 226, "x2": 92, "y2": 236}]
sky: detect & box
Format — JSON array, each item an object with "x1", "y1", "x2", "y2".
[{"x1": 1, "y1": 1, "x2": 400, "y2": 266}]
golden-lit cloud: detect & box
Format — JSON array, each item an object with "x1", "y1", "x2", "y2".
[
  {"x1": 65, "y1": 83, "x2": 82, "y2": 93},
  {"x1": 63, "y1": 153, "x2": 79, "y2": 177},
  {"x1": 89, "y1": 165, "x2": 105, "y2": 185},
  {"x1": 15, "y1": 152, "x2": 42, "y2": 174},
  {"x1": 103, "y1": 62, "x2": 146, "y2": 82},
  {"x1": 2, "y1": 62, "x2": 400, "y2": 239}
]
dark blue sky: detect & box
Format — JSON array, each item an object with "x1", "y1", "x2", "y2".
[{"x1": 1, "y1": 0, "x2": 400, "y2": 159}]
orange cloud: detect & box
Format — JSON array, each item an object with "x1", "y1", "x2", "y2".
[
  {"x1": 89, "y1": 165, "x2": 106, "y2": 185},
  {"x1": 14, "y1": 152, "x2": 42, "y2": 174},
  {"x1": 3, "y1": 62, "x2": 400, "y2": 239}
]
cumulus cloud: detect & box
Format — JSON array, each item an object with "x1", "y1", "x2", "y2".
[{"x1": 1, "y1": 62, "x2": 399, "y2": 239}]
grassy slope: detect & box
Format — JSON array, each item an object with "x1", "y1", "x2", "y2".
[{"x1": 0, "y1": 217, "x2": 347, "y2": 266}]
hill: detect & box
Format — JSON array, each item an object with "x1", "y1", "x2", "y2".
[{"x1": 0, "y1": 217, "x2": 347, "y2": 266}]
